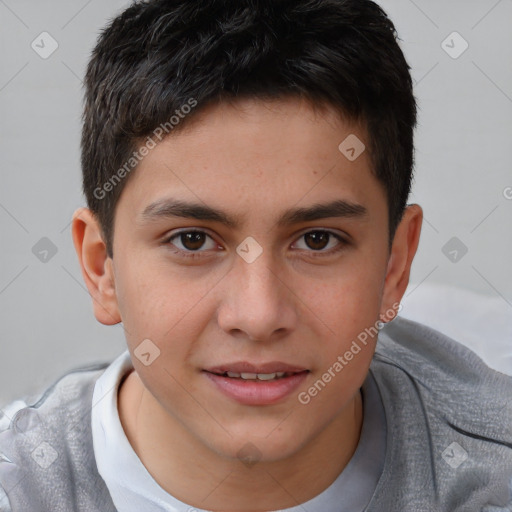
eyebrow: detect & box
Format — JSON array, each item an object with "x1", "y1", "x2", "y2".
[{"x1": 139, "y1": 198, "x2": 367, "y2": 228}]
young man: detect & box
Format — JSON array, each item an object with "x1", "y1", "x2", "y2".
[{"x1": 1, "y1": 1, "x2": 511, "y2": 511}]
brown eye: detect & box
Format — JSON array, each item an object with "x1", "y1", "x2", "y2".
[
  {"x1": 292, "y1": 230, "x2": 347, "y2": 255},
  {"x1": 180, "y1": 232, "x2": 206, "y2": 250},
  {"x1": 166, "y1": 230, "x2": 217, "y2": 253},
  {"x1": 304, "y1": 231, "x2": 330, "y2": 250}
]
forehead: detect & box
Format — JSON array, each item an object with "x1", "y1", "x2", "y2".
[{"x1": 116, "y1": 97, "x2": 386, "y2": 226}]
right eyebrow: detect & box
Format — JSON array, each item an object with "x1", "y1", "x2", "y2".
[{"x1": 138, "y1": 197, "x2": 368, "y2": 228}]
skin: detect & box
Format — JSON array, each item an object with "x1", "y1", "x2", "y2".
[{"x1": 72, "y1": 96, "x2": 422, "y2": 511}]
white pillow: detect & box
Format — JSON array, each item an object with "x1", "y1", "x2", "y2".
[{"x1": 400, "y1": 282, "x2": 512, "y2": 376}]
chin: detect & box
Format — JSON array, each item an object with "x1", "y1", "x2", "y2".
[{"x1": 205, "y1": 426, "x2": 310, "y2": 465}]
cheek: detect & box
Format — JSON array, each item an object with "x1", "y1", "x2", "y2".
[
  {"x1": 114, "y1": 256, "x2": 198, "y2": 333},
  {"x1": 294, "y1": 262, "x2": 385, "y2": 396},
  {"x1": 114, "y1": 258, "x2": 222, "y2": 373},
  {"x1": 302, "y1": 257, "x2": 386, "y2": 335}
]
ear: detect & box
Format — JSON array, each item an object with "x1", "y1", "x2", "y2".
[
  {"x1": 71, "y1": 207, "x2": 121, "y2": 325},
  {"x1": 380, "y1": 204, "x2": 423, "y2": 322}
]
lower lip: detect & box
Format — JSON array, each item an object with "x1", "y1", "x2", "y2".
[{"x1": 203, "y1": 371, "x2": 309, "y2": 405}]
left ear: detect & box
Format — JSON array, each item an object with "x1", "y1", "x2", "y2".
[
  {"x1": 71, "y1": 207, "x2": 121, "y2": 325},
  {"x1": 380, "y1": 204, "x2": 423, "y2": 322}
]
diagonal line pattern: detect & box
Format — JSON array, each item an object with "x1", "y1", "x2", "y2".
[
  {"x1": 264, "y1": 408, "x2": 296, "y2": 439},
  {"x1": 60, "y1": 218, "x2": 73, "y2": 234},
  {"x1": 61, "y1": 0, "x2": 95, "y2": 29},
  {"x1": 406, "y1": 266, "x2": 439, "y2": 297},
  {"x1": 414, "y1": 62, "x2": 439, "y2": 88},
  {"x1": 0, "y1": 203, "x2": 29, "y2": 233},
  {"x1": 162, "y1": 161, "x2": 221, "y2": 214},
  {"x1": 471, "y1": 266, "x2": 512, "y2": 308},
  {"x1": 0, "y1": 471, "x2": 29, "y2": 502},
  {"x1": 0, "y1": 266, "x2": 29, "y2": 296},
  {"x1": 472, "y1": 0, "x2": 504, "y2": 30},
  {"x1": 407, "y1": 0, "x2": 439, "y2": 29},
  {"x1": 162, "y1": 268, "x2": 233, "y2": 339},
  {"x1": 0, "y1": 62, "x2": 29, "y2": 93},
  {"x1": 61, "y1": 61, "x2": 83, "y2": 85},
  {"x1": 0, "y1": 0, "x2": 29, "y2": 29},
  {"x1": 263, "y1": 469, "x2": 310, "y2": 512},
  {"x1": 470, "y1": 205, "x2": 499, "y2": 233},
  {"x1": 68, "y1": 380, "x2": 118, "y2": 433},
  {"x1": 472, "y1": 61, "x2": 512, "y2": 105},
  {"x1": 423, "y1": 216, "x2": 440, "y2": 234},
  {"x1": 265, "y1": 163, "x2": 338, "y2": 237},
  {"x1": 198, "y1": 469, "x2": 234, "y2": 504},
  {"x1": 60, "y1": 265, "x2": 131, "y2": 334},
  {"x1": 162, "y1": 366, "x2": 233, "y2": 437},
  {"x1": 266, "y1": 266, "x2": 337, "y2": 336}
]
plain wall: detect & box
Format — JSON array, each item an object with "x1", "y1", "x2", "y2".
[{"x1": 0, "y1": 0, "x2": 511, "y2": 406}]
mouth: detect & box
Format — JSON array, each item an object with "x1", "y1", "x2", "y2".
[
  {"x1": 205, "y1": 370, "x2": 306, "y2": 381},
  {"x1": 203, "y1": 362, "x2": 310, "y2": 405}
]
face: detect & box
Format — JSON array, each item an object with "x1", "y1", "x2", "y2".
[{"x1": 79, "y1": 97, "x2": 415, "y2": 463}]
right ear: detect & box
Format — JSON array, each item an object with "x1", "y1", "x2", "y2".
[{"x1": 71, "y1": 207, "x2": 121, "y2": 325}]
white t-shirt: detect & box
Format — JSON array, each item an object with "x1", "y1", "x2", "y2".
[{"x1": 91, "y1": 350, "x2": 386, "y2": 512}]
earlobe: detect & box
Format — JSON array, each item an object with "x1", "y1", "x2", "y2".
[
  {"x1": 71, "y1": 207, "x2": 121, "y2": 325},
  {"x1": 380, "y1": 204, "x2": 423, "y2": 322}
]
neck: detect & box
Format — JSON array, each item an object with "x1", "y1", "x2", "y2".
[{"x1": 118, "y1": 370, "x2": 363, "y2": 511}]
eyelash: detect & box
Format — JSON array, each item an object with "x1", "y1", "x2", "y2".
[{"x1": 163, "y1": 229, "x2": 349, "y2": 260}]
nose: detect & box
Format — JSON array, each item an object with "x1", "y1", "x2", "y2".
[{"x1": 216, "y1": 251, "x2": 298, "y2": 343}]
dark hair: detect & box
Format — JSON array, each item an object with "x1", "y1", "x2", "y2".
[{"x1": 81, "y1": 0, "x2": 417, "y2": 257}]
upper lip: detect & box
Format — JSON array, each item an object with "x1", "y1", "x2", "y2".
[{"x1": 204, "y1": 362, "x2": 308, "y2": 374}]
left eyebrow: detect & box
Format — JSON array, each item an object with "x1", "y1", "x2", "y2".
[
  {"x1": 276, "y1": 199, "x2": 367, "y2": 227},
  {"x1": 138, "y1": 198, "x2": 368, "y2": 228}
]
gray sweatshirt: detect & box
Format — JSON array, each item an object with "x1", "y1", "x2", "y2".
[{"x1": 1, "y1": 317, "x2": 511, "y2": 511}]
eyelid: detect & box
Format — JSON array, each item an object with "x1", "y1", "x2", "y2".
[
  {"x1": 163, "y1": 227, "x2": 350, "y2": 257},
  {"x1": 290, "y1": 228, "x2": 349, "y2": 252},
  {"x1": 164, "y1": 227, "x2": 347, "y2": 244},
  {"x1": 293, "y1": 227, "x2": 350, "y2": 242},
  {"x1": 164, "y1": 228, "x2": 220, "y2": 253}
]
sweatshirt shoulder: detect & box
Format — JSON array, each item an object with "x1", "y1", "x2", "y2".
[
  {"x1": 375, "y1": 316, "x2": 512, "y2": 385},
  {"x1": 0, "y1": 483, "x2": 11, "y2": 512},
  {"x1": 0, "y1": 361, "x2": 114, "y2": 512},
  {"x1": 0, "y1": 361, "x2": 111, "y2": 433},
  {"x1": 373, "y1": 316, "x2": 512, "y2": 443}
]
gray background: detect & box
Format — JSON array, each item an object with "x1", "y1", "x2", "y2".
[{"x1": 0, "y1": 0, "x2": 511, "y2": 405}]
